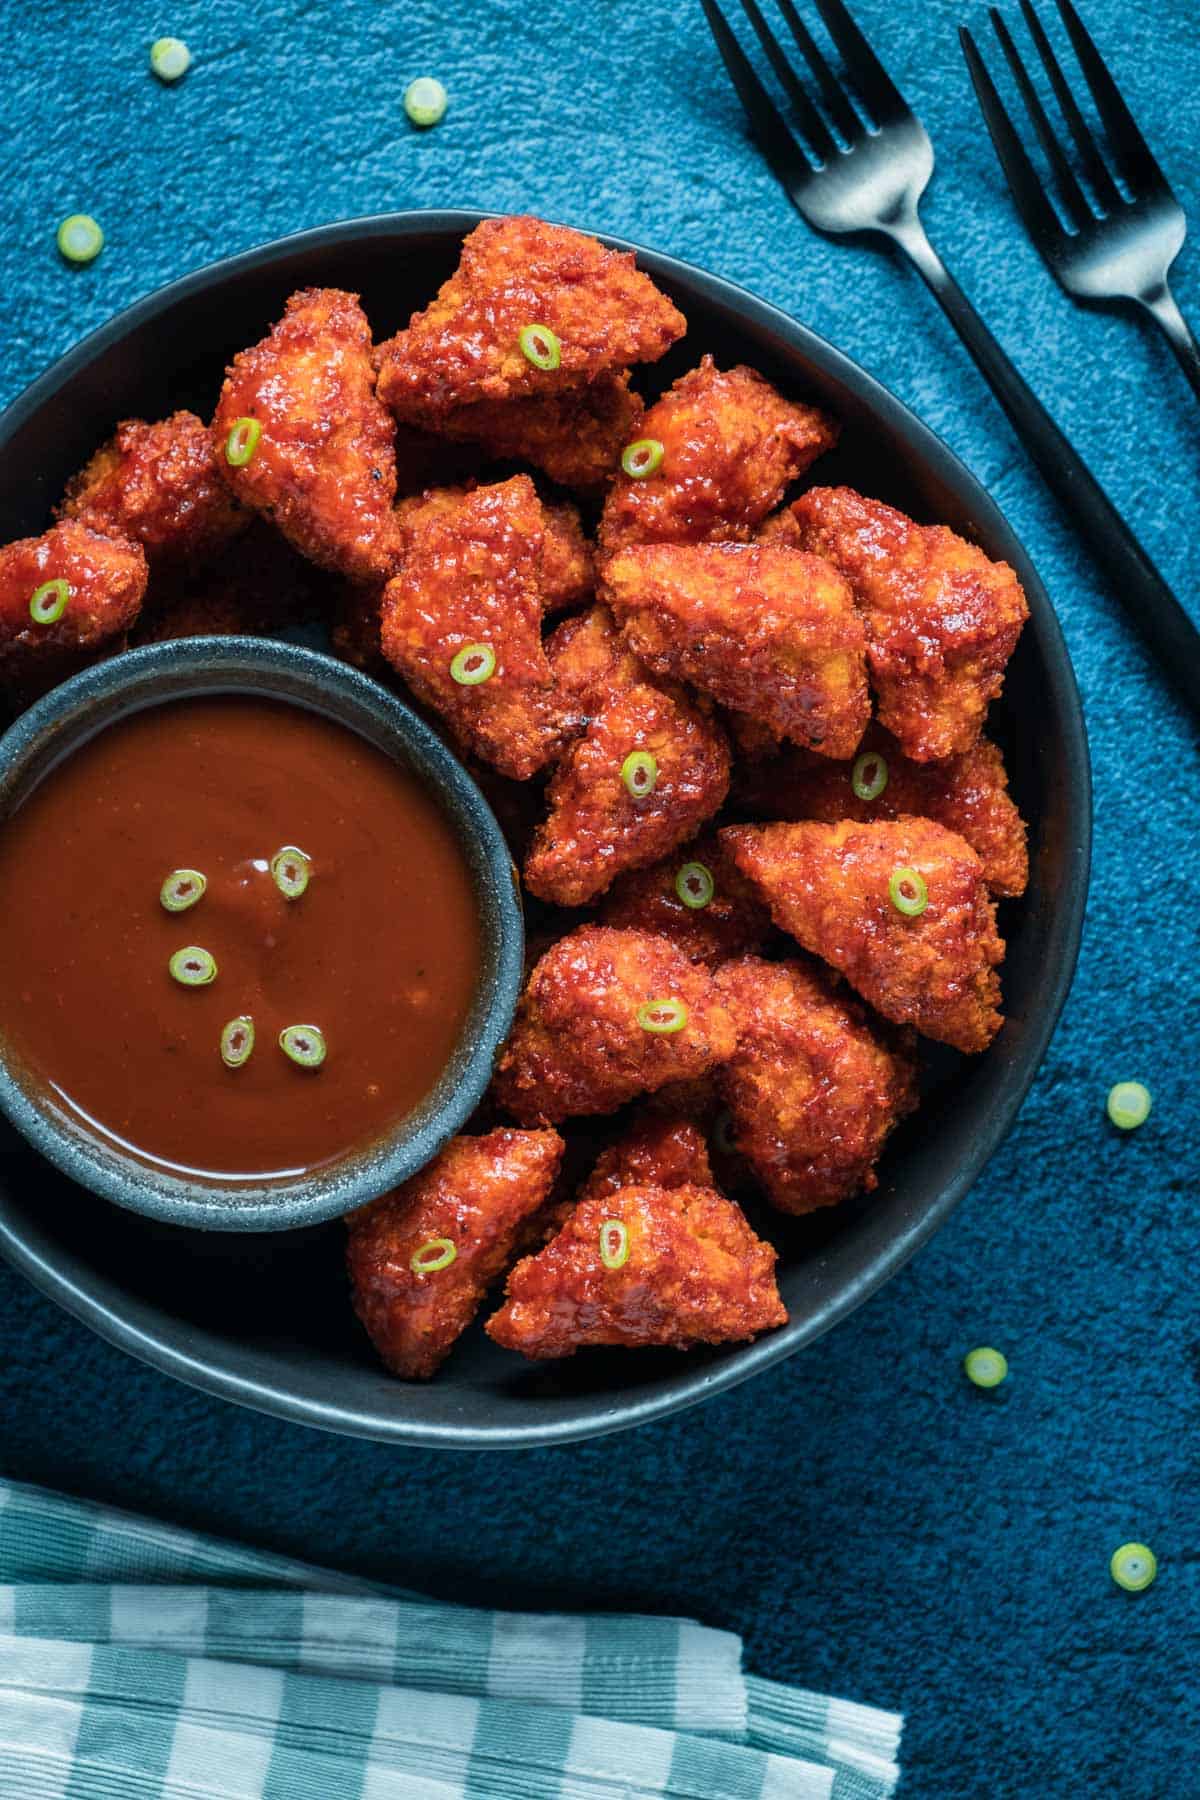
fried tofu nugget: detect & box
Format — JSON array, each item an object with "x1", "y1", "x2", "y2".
[
  {"x1": 791, "y1": 486, "x2": 1029, "y2": 761},
  {"x1": 603, "y1": 542, "x2": 869, "y2": 758},
  {"x1": 755, "y1": 506, "x2": 804, "y2": 547},
  {"x1": 380, "y1": 476, "x2": 569, "y2": 779},
  {"x1": 539, "y1": 497, "x2": 596, "y2": 613},
  {"x1": 494, "y1": 926, "x2": 737, "y2": 1124},
  {"x1": 525, "y1": 607, "x2": 731, "y2": 906},
  {"x1": 599, "y1": 357, "x2": 838, "y2": 554},
  {"x1": 599, "y1": 831, "x2": 773, "y2": 966},
  {"x1": 434, "y1": 371, "x2": 645, "y2": 493},
  {"x1": 347, "y1": 1128, "x2": 564, "y2": 1379},
  {"x1": 577, "y1": 1109, "x2": 715, "y2": 1206},
  {"x1": 0, "y1": 520, "x2": 146, "y2": 686},
  {"x1": 487, "y1": 1183, "x2": 786, "y2": 1359},
  {"x1": 212, "y1": 287, "x2": 400, "y2": 585},
  {"x1": 723, "y1": 818, "x2": 1005, "y2": 1054},
  {"x1": 715, "y1": 956, "x2": 918, "y2": 1214},
  {"x1": 376, "y1": 216, "x2": 685, "y2": 420},
  {"x1": 59, "y1": 411, "x2": 248, "y2": 569},
  {"x1": 341, "y1": 481, "x2": 591, "y2": 679},
  {"x1": 732, "y1": 723, "x2": 1029, "y2": 898}
]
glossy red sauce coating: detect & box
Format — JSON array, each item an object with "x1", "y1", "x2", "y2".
[{"x1": 0, "y1": 696, "x2": 481, "y2": 1181}]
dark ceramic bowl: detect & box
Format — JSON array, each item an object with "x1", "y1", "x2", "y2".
[
  {"x1": 0, "y1": 211, "x2": 1090, "y2": 1446},
  {"x1": 0, "y1": 637, "x2": 524, "y2": 1230}
]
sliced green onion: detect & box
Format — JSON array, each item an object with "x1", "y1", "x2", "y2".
[
  {"x1": 449, "y1": 642, "x2": 496, "y2": 686},
  {"x1": 220, "y1": 1016, "x2": 255, "y2": 1069},
  {"x1": 160, "y1": 868, "x2": 207, "y2": 913},
  {"x1": 888, "y1": 867, "x2": 928, "y2": 917},
  {"x1": 621, "y1": 437, "x2": 665, "y2": 480},
  {"x1": 963, "y1": 1346, "x2": 1008, "y2": 1389},
  {"x1": 675, "y1": 861, "x2": 714, "y2": 909},
  {"x1": 621, "y1": 750, "x2": 658, "y2": 799},
  {"x1": 28, "y1": 578, "x2": 70, "y2": 625},
  {"x1": 224, "y1": 417, "x2": 261, "y2": 467},
  {"x1": 149, "y1": 36, "x2": 191, "y2": 81},
  {"x1": 518, "y1": 324, "x2": 561, "y2": 371},
  {"x1": 411, "y1": 1236, "x2": 457, "y2": 1273},
  {"x1": 599, "y1": 1219, "x2": 629, "y2": 1270},
  {"x1": 404, "y1": 76, "x2": 448, "y2": 127},
  {"x1": 1106, "y1": 1081, "x2": 1151, "y2": 1131},
  {"x1": 636, "y1": 997, "x2": 688, "y2": 1035},
  {"x1": 169, "y1": 945, "x2": 217, "y2": 987},
  {"x1": 1110, "y1": 1542, "x2": 1157, "y2": 1593},
  {"x1": 270, "y1": 845, "x2": 311, "y2": 900},
  {"x1": 279, "y1": 1023, "x2": 326, "y2": 1068},
  {"x1": 712, "y1": 1110, "x2": 739, "y2": 1156},
  {"x1": 852, "y1": 750, "x2": 889, "y2": 801},
  {"x1": 56, "y1": 214, "x2": 104, "y2": 264}
]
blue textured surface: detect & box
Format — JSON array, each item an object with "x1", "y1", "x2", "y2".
[{"x1": 1, "y1": 3, "x2": 1198, "y2": 1796}]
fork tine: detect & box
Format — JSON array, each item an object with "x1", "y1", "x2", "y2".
[
  {"x1": 700, "y1": 0, "x2": 819, "y2": 189},
  {"x1": 809, "y1": 0, "x2": 906, "y2": 122},
  {"x1": 1054, "y1": 0, "x2": 1166, "y2": 192},
  {"x1": 1017, "y1": 0, "x2": 1121, "y2": 212},
  {"x1": 735, "y1": 0, "x2": 838, "y2": 161},
  {"x1": 989, "y1": 7, "x2": 1091, "y2": 229},
  {"x1": 775, "y1": 0, "x2": 862, "y2": 143},
  {"x1": 960, "y1": 25, "x2": 1066, "y2": 249}
]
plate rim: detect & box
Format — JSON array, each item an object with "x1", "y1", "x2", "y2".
[{"x1": 0, "y1": 207, "x2": 1092, "y2": 1448}]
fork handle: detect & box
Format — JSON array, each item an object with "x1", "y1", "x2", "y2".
[
  {"x1": 1138, "y1": 282, "x2": 1200, "y2": 407},
  {"x1": 887, "y1": 214, "x2": 1200, "y2": 718}
]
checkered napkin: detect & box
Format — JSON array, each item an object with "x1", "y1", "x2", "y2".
[{"x1": 0, "y1": 1480, "x2": 901, "y2": 1799}]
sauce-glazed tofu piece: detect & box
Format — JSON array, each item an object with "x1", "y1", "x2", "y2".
[
  {"x1": 723, "y1": 817, "x2": 1005, "y2": 1054},
  {"x1": 791, "y1": 486, "x2": 1028, "y2": 762},
  {"x1": 376, "y1": 216, "x2": 685, "y2": 420},
  {"x1": 602, "y1": 542, "x2": 869, "y2": 759}
]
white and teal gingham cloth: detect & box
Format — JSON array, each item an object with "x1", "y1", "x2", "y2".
[{"x1": 0, "y1": 1479, "x2": 902, "y2": 1800}]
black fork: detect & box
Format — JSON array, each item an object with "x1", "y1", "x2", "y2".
[
  {"x1": 701, "y1": 0, "x2": 1200, "y2": 717},
  {"x1": 963, "y1": 0, "x2": 1200, "y2": 402}
]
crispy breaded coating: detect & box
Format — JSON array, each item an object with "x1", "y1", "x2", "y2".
[
  {"x1": 539, "y1": 498, "x2": 595, "y2": 612},
  {"x1": 755, "y1": 506, "x2": 804, "y2": 547},
  {"x1": 578, "y1": 1109, "x2": 715, "y2": 1207},
  {"x1": 599, "y1": 831, "x2": 773, "y2": 966},
  {"x1": 346, "y1": 1128, "x2": 564, "y2": 1379},
  {"x1": 493, "y1": 926, "x2": 737, "y2": 1124},
  {"x1": 544, "y1": 599, "x2": 642, "y2": 714},
  {"x1": 715, "y1": 956, "x2": 918, "y2": 1213},
  {"x1": 791, "y1": 486, "x2": 1029, "y2": 761},
  {"x1": 376, "y1": 216, "x2": 685, "y2": 420},
  {"x1": 486, "y1": 1183, "x2": 786, "y2": 1358},
  {"x1": 58, "y1": 411, "x2": 248, "y2": 568},
  {"x1": 599, "y1": 357, "x2": 838, "y2": 554},
  {"x1": 525, "y1": 608, "x2": 731, "y2": 907},
  {"x1": 434, "y1": 371, "x2": 645, "y2": 493},
  {"x1": 732, "y1": 723, "x2": 1029, "y2": 898},
  {"x1": 212, "y1": 287, "x2": 400, "y2": 585},
  {"x1": 0, "y1": 520, "x2": 146, "y2": 682},
  {"x1": 132, "y1": 521, "x2": 328, "y2": 649},
  {"x1": 723, "y1": 818, "x2": 1005, "y2": 1054},
  {"x1": 380, "y1": 476, "x2": 569, "y2": 779},
  {"x1": 393, "y1": 481, "x2": 591, "y2": 613},
  {"x1": 602, "y1": 542, "x2": 869, "y2": 759}
]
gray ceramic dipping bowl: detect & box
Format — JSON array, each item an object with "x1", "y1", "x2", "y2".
[{"x1": 0, "y1": 637, "x2": 524, "y2": 1230}]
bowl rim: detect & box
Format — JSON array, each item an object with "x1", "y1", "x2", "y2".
[
  {"x1": 0, "y1": 635, "x2": 526, "y2": 1231},
  {"x1": 0, "y1": 207, "x2": 1091, "y2": 1447}
]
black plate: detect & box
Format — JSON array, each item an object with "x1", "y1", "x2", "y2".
[{"x1": 0, "y1": 211, "x2": 1091, "y2": 1447}]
